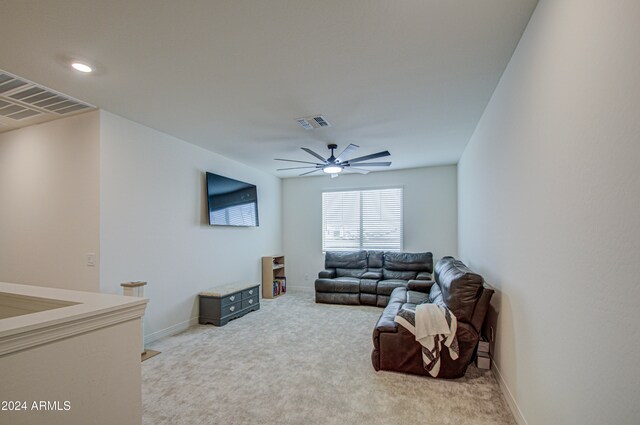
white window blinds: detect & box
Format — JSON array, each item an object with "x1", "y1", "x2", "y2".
[{"x1": 322, "y1": 188, "x2": 403, "y2": 252}]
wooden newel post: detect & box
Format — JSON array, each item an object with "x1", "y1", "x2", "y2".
[{"x1": 121, "y1": 281, "x2": 147, "y2": 356}]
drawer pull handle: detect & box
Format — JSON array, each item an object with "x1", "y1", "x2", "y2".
[
  {"x1": 230, "y1": 295, "x2": 235, "y2": 301},
  {"x1": 229, "y1": 306, "x2": 235, "y2": 312},
  {"x1": 249, "y1": 290, "x2": 253, "y2": 295},
  {"x1": 248, "y1": 299, "x2": 253, "y2": 304}
]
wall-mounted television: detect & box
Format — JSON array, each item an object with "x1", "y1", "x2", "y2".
[{"x1": 206, "y1": 172, "x2": 259, "y2": 227}]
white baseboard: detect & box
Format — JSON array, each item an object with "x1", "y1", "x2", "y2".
[
  {"x1": 492, "y1": 359, "x2": 528, "y2": 425},
  {"x1": 285, "y1": 284, "x2": 314, "y2": 294},
  {"x1": 143, "y1": 316, "x2": 198, "y2": 345}
]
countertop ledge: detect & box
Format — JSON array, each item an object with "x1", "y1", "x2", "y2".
[{"x1": 0, "y1": 282, "x2": 148, "y2": 356}]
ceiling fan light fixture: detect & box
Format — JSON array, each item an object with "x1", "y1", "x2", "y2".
[
  {"x1": 323, "y1": 165, "x2": 343, "y2": 174},
  {"x1": 71, "y1": 62, "x2": 93, "y2": 73}
]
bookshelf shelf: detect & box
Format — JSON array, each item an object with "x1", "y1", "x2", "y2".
[{"x1": 262, "y1": 255, "x2": 286, "y2": 299}]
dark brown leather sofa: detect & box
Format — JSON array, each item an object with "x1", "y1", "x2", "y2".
[
  {"x1": 372, "y1": 256, "x2": 494, "y2": 378},
  {"x1": 315, "y1": 251, "x2": 433, "y2": 307}
]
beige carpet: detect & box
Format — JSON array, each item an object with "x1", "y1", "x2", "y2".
[{"x1": 142, "y1": 291, "x2": 515, "y2": 425}]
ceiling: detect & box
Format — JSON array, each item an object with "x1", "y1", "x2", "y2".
[{"x1": 0, "y1": 0, "x2": 537, "y2": 178}]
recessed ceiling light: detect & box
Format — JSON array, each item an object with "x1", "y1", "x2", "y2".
[{"x1": 71, "y1": 62, "x2": 93, "y2": 73}]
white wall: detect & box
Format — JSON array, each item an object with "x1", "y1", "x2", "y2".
[
  {"x1": 283, "y1": 166, "x2": 457, "y2": 291},
  {"x1": 99, "y1": 111, "x2": 282, "y2": 342},
  {"x1": 0, "y1": 111, "x2": 100, "y2": 292},
  {"x1": 458, "y1": 1, "x2": 640, "y2": 424}
]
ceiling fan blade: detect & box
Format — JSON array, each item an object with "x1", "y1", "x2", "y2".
[
  {"x1": 301, "y1": 147, "x2": 328, "y2": 163},
  {"x1": 344, "y1": 150, "x2": 390, "y2": 164},
  {"x1": 274, "y1": 158, "x2": 322, "y2": 165},
  {"x1": 335, "y1": 143, "x2": 359, "y2": 163},
  {"x1": 276, "y1": 166, "x2": 319, "y2": 171},
  {"x1": 347, "y1": 161, "x2": 391, "y2": 167},
  {"x1": 299, "y1": 169, "x2": 322, "y2": 176},
  {"x1": 344, "y1": 167, "x2": 370, "y2": 174}
]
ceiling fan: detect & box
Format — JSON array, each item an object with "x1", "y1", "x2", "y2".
[{"x1": 275, "y1": 144, "x2": 391, "y2": 177}]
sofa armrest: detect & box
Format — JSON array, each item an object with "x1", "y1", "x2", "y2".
[
  {"x1": 407, "y1": 279, "x2": 435, "y2": 293},
  {"x1": 362, "y1": 270, "x2": 381, "y2": 280},
  {"x1": 373, "y1": 288, "x2": 407, "y2": 334},
  {"x1": 415, "y1": 271, "x2": 432, "y2": 280},
  {"x1": 318, "y1": 269, "x2": 336, "y2": 279}
]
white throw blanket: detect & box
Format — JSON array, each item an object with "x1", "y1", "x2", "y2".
[{"x1": 394, "y1": 303, "x2": 459, "y2": 377}]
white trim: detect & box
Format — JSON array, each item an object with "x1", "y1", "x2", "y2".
[
  {"x1": 321, "y1": 183, "x2": 406, "y2": 193},
  {"x1": 0, "y1": 303, "x2": 146, "y2": 356},
  {"x1": 492, "y1": 359, "x2": 528, "y2": 425},
  {"x1": 284, "y1": 284, "x2": 315, "y2": 294},
  {"x1": 143, "y1": 316, "x2": 199, "y2": 345}
]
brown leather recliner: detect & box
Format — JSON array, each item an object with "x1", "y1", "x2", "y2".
[{"x1": 371, "y1": 256, "x2": 494, "y2": 378}]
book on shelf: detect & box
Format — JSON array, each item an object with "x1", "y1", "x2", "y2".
[
  {"x1": 476, "y1": 351, "x2": 491, "y2": 369},
  {"x1": 273, "y1": 276, "x2": 287, "y2": 297},
  {"x1": 476, "y1": 336, "x2": 491, "y2": 369},
  {"x1": 272, "y1": 276, "x2": 286, "y2": 296},
  {"x1": 478, "y1": 337, "x2": 490, "y2": 354}
]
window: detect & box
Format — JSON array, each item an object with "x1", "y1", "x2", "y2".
[{"x1": 322, "y1": 188, "x2": 403, "y2": 252}]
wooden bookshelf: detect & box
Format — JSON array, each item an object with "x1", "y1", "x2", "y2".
[{"x1": 262, "y1": 255, "x2": 286, "y2": 299}]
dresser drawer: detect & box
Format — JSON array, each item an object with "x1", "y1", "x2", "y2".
[
  {"x1": 242, "y1": 286, "x2": 259, "y2": 299},
  {"x1": 220, "y1": 300, "x2": 243, "y2": 317},
  {"x1": 242, "y1": 295, "x2": 259, "y2": 309},
  {"x1": 221, "y1": 292, "x2": 241, "y2": 307}
]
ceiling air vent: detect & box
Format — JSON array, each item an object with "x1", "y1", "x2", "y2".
[
  {"x1": 0, "y1": 69, "x2": 95, "y2": 133},
  {"x1": 295, "y1": 114, "x2": 332, "y2": 130}
]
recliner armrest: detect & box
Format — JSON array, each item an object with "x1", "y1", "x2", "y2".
[
  {"x1": 318, "y1": 269, "x2": 336, "y2": 279},
  {"x1": 407, "y1": 279, "x2": 435, "y2": 293},
  {"x1": 415, "y1": 272, "x2": 432, "y2": 280},
  {"x1": 362, "y1": 270, "x2": 381, "y2": 279}
]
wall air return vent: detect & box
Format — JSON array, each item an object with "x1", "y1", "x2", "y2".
[
  {"x1": 295, "y1": 115, "x2": 332, "y2": 130},
  {"x1": 0, "y1": 70, "x2": 95, "y2": 133}
]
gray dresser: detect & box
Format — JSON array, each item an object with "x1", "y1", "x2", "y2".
[{"x1": 198, "y1": 283, "x2": 260, "y2": 326}]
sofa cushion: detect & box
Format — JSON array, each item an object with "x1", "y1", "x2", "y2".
[
  {"x1": 383, "y1": 252, "x2": 433, "y2": 273},
  {"x1": 362, "y1": 269, "x2": 382, "y2": 279},
  {"x1": 374, "y1": 287, "x2": 406, "y2": 331},
  {"x1": 316, "y1": 292, "x2": 360, "y2": 305},
  {"x1": 469, "y1": 287, "x2": 494, "y2": 333},
  {"x1": 325, "y1": 251, "x2": 367, "y2": 269},
  {"x1": 315, "y1": 277, "x2": 360, "y2": 293},
  {"x1": 415, "y1": 271, "x2": 432, "y2": 280},
  {"x1": 382, "y1": 269, "x2": 417, "y2": 281},
  {"x1": 435, "y1": 257, "x2": 484, "y2": 323},
  {"x1": 376, "y1": 295, "x2": 391, "y2": 307},
  {"x1": 360, "y1": 278, "x2": 378, "y2": 294},
  {"x1": 429, "y1": 283, "x2": 444, "y2": 305},
  {"x1": 367, "y1": 250, "x2": 384, "y2": 268},
  {"x1": 336, "y1": 267, "x2": 365, "y2": 278},
  {"x1": 407, "y1": 279, "x2": 435, "y2": 293},
  {"x1": 360, "y1": 293, "x2": 377, "y2": 306},
  {"x1": 377, "y1": 279, "x2": 408, "y2": 296},
  {"x1": 406, "y1": 290, "x2": 429, "y2": 305}
]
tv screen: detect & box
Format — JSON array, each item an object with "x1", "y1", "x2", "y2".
[{"x1": 206, "y1": 172, "x2": 259, "y2": 227}]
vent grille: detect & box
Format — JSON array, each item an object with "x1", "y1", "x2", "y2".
[
  {"x1": 0, "y1": 70, "x2": 95, "y2": 132},
  {"x1": 295, "y1": 114, "x2": 332, "y2": 130}
]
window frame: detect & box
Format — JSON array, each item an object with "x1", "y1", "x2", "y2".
[{"x1": 321, "y1": 186, "x2": 404, "y2": 253}]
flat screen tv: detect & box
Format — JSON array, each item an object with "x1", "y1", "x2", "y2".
[{"x1": 206, "y1": 172, "x2": 259, "y2": 227}]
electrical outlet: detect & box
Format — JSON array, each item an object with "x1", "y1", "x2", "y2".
[
  {"x1": 86, "y1": 253, "x2": 96, "y2": 267},
  {"x1": 304, "y1": 273, "x2": 309, "y2": 281}
]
